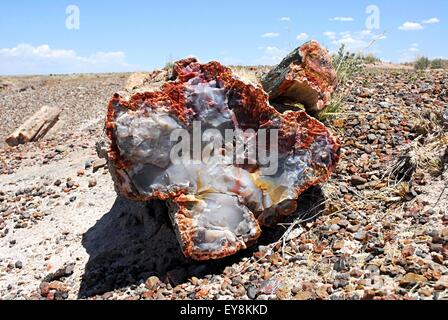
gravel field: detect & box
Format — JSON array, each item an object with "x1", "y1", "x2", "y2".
[
  {"x1": 0, "y1": 67, "x2": 447, "y2": 300},
  {"x1": 0, "y1": 73, "x2": 128, "y2": 148}
]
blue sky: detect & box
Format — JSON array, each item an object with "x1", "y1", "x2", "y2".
[{"x1": 0, "y1": 0, "x2": 446, "y2": 75}]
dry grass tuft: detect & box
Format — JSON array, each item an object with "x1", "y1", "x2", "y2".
[
  {"x1": 386, "y1": 131, "x2": 448, "y2": 187},
  {"x1": 317, "y1": 45, "x2": 362, "y2": 121},
  {"x1": 230, "y1": 66, "x2": 261, "y2": 85}
]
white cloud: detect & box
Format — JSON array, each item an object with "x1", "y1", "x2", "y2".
[
  {"x1": 398, "y1": 54, "x2": 415, "y2": 63},
  {"x1": 408, "y1": 43, "x2": 419, "y2": 52},
  {"x1": 0, "y1": 43, "x2": 135, "y2": 75},
  {"x1": 323, "y1": 31, "x2": 337, "y2": 40},
  {"x1": 399, "y1": 44, "x2": 424, "y2": 62},
  {"x1": 323, "y1": 30, "x2": 386, "y2": 53},
  {"x1": 261, "y1": 32, "x2": 280, "y2": 38},
  {"x1": 330, "y1": 17, "x2": 354, "y2": 22},
  {"x1": 254, "y1": 46, "x2": 288, "y2": 65},
  {"x1": 280, "y1": 17, "x2": 291, "y2": 22},
  {"x1": 398, "y1": 22, "x2": 424, "y2": 31},
  {"x1": 296, "y1": 33, "x2": 309, "y2": 41},
  {"x1": 399, "y1": 45, "x2": 419, "y2": 61},
  {"x1": 422, "y1": 17, "x2": 440, "y2": 24},
  {"x1": 360, "y1": 30, "x2": 372, "y2": 36}
]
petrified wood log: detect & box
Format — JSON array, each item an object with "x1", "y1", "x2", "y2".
[
  {"x1": 102, "y1": 58, "x2": 340, "y2": 260},
  {"x1": 261, "y1": 40, "x2": 337, "y2": 114},
  {"x1": 5, "y1": 105, "x2": 62, "y2": 146}
]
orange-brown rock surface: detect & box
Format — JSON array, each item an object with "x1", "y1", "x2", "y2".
[{"x1": 261, "y1": 40, "x2": 337, "y2": 114}]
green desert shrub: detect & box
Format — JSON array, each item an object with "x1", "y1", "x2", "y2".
[
  {"x1": 358, "y1": 53, "x2": 381, "y2": 65},
  {"x1": 430, "y1": 59, "x2": 444, "y2": 69},
  {"x1": 164, "y1": 61, "x2": 174, "y2": 70},
  {"x1": 414, "y1": 56, "x2": 430, "y2": 70}
]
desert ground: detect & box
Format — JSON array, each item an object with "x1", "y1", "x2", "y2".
[{"x1": 0, "y1": 65, "x2": 447, "y2": 300}]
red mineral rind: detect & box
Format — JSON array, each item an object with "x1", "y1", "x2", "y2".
[
  {"x1": 172, "y1": 195, "x2": 263, "y2": 261},
  {"x1": 281, "y1": 111, "x2": 339, "y2": 192},
  {"x1": 106, "y1": 59, "x2": 277, "y2": 183},
  {"x1": 105, "y1": 58, "x2": 340, "y2": 260}
]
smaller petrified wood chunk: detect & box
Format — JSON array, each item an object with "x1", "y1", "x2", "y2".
[
  {"x1": 5, "y1": 105, "x2": 62, "y2": 146},
  {"x1": 261, "y1": 40, "x2": 337, "y2": 114}
]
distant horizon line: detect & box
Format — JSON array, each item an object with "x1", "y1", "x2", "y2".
[{"x1": 1, "y1": 59, "x2": 446, "y2": 77}]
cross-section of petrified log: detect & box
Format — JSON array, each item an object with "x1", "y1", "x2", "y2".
[
  {"x1": 261, "y1": 40, "x2": 337, "y2": 114},
  {"x1": 102, "y1": 58, "x2": 340, "y2": 260},
  {"x1": 5, "y1": 105, "x2": 62, "y2": 146}
]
